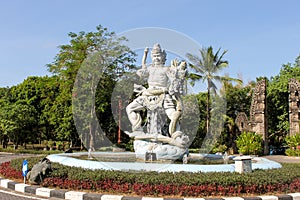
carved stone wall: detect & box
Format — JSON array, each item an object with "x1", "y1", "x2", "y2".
[{"x1": 289, "y1": 78, "x2": 300, "y2": 135}]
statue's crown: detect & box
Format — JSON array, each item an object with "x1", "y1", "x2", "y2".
[{"x1": 151, "y1": 43, "x2": 162, "y2": 54}]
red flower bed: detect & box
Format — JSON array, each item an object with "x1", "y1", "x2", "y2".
[
  {"x1": 40, "y1": 177, "x2": 300, "y2": 197},
  {"x1": 2, "y1": 161, "x2": 300, "y2": 197},
  {"x1": 0, "y1": 161, "x2": 23, "y2": 180}
]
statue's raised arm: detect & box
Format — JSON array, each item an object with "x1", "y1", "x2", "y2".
[
  {"x1": 136, "y1": 47, "x2": 150, "y2": 78},
  {"x1": 142, "y1": 47, "x2": 148, "y2": 69}
]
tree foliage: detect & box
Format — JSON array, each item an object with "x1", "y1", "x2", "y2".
[
  {"x1": 267, "y1": 55, "x2": 300, "y2": 146},
  {"x1": 47, "y1": 25, "x2": 135, "y2": 149},
  {"x1": 0, "y1": 25, "x2": 136, "y2": 149},
  {"x1": 0, "y1": 24, "x2": 299, "y2": 153},
  {"x1": 220, "y1": 81, "x2": 252, "y2": 152},
  {"x1": 186, "y1": 47, "x2": 242, "y2": 136}
]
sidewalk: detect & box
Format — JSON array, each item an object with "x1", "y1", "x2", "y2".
[
  {"x1": 0, "y1": 152, "x2": 40, "y2": 164},
  {"x1": 263, "y1": 155, "x2": 300, "y2": 163}
]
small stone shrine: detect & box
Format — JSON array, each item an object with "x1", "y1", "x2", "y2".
[{"x1": 235, "y1": 112, "x2": 250, "y2": 132}]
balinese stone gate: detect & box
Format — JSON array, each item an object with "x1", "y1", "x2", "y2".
[
  {"x1": 288, "y1": 78, "x2": 300, "y2": 135},
  {"x1": 235, "y1": 79, "x2": 268, "y2": 154},
  {"x1": 250, "y1": 79, "x2": 268, "y2": 154}
]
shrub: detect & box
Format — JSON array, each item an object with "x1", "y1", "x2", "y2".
[
  {"x1": 64, "y1": 141, "x2": 70, "y2": 149},
  {"x1": 285, "y1": 133, "x2": 300, "y2": 156},
  {"x1": 236, "y1": 131, "x2": 263, "y2": 155},
  {"x1": 2, "y1": 157, "x2": 300, "y2": 197},
  {"x1": 211, "y1": 144, "x2": 227, "y2": 154},
  {"x1": 47, "y1": 140, "x2": 55, "y2": 150},
  {"x1": 0, "y1": 147, "x2": 62, "y2": 155},
  {"x1": 285, "y1": 148, "x2": 296, "y2": 156},
  {"x1": 285, "y1": 133, "x2": 300, "y2": 149},
  {"x1": 56, "y1": 141, "x2": 64, "y2": 150}
]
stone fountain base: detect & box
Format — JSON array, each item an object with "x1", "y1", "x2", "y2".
[{"x1": 133, "y1": 140, "x2": 188, "y2": 161}]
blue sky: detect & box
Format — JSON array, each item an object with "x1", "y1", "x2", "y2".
[{"x1": 0, "y1": 0, "x2": 299, "y2": 89}]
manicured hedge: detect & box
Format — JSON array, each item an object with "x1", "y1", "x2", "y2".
[
  {"x1": 2, "y1": 157, "x2": 300, "y2": 197},
  {"x1": 0, "y1": 147, "x2": 63, "y2": 155}
]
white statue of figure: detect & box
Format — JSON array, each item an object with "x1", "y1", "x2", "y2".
[{"x1": 126, "y1": 43, "x2": 189, "y2": 149}]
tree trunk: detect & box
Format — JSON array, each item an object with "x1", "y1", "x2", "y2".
[
  {"x1": 206, "y1": 80, "x2": 211, "y2": 134},
  {"x1": 89, "y1": 107, "x2": 95, "y2": 151},
  {"x1": 89, "y1": 80, "x2": 96, "y2": 151}
]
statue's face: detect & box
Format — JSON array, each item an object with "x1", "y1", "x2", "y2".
[{"x1": 152, "y1": 53, "x2": 163, "y2": 65}]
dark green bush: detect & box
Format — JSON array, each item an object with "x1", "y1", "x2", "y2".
[
  {"x1": 0, "y1": 147, "x2": 63, "y2": 155},
  {"x1": 6, "y1": 157, "x2": 300, "y2": 197},
  {"x1": 8, "y1": 157, "x2": 300, "y2": 186},
  {"x1": 285, "y1": 133, "x2": 300, "y2": 156}
]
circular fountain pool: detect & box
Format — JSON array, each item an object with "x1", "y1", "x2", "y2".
[{"x1": 47, "y1": 152, "x2": 282, "y2": 173}]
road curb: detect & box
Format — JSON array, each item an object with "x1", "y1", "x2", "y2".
[{"x1": 1, "y1": 177, "x2": 300, "y2": 200}]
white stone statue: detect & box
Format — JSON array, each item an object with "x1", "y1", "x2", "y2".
[{"x1": 125, "y1": 43, "x2": 189, "y2": 160}]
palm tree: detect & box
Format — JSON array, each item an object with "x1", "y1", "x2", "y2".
[{"x1": 186, "y1": 46, "x2": 242, "y2": 134}]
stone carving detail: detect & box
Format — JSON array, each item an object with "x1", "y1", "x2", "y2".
[
  {"x1": 288, "y1": 78, "x2": 300, "y2": 135},
  {"x1": 125, "y1": 43, "x2": 189, "y2": 161},
  {"x1": 235, "y1": 112, "x2": 250, "y2": 132},
  {"x1": 249, "y1": 79, "x2": 267, "y2": 136}
]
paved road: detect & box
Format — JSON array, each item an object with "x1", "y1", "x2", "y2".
[
  {"x1": 263, "y1": 155, "x2": 300, "y2": 163},
  {"x1": 0, "y1": 188, "x2": 50, "y2": 200}
]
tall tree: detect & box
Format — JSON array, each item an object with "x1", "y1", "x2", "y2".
[
  {"x1": 221, "y1": 81, "x2": 252, "y2": 152},
  {"x1": 7, "y1": 76, "x2": 60, "y2": 143},
  {"x1": 186, "y1": 47, "x2": 242, "y2": 135},
  {"x1": 0, "y1": 100, "x2": 37, "y2": 149},
  {"x1": 47, "y1": 25, "x2": 135, "y2": 149},
  {"x1": 267, "y1": 55, "x2": 300, "y2": 147}
]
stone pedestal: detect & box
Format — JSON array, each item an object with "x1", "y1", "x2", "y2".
[
  {"x1": 234, "y1": 156, "x2": 252, "y2": 173},
  {"x1": 134, "y1": 140, "x2": 188, "y2": 161}
]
